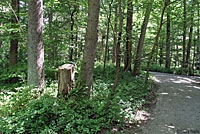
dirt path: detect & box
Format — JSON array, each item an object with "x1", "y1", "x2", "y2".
[{"x1": 138, "y1": 72, "x2": 200, "y2": 134}]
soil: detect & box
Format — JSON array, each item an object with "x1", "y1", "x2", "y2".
[{"x1": 129, "y1": 72, "x2": 200, "y2": 134}]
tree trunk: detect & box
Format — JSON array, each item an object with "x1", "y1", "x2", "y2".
[
  {"x1": 101, "y1": 32, "x2": 105, "y2": 61},
  {"x1": 103, "y1": 0, "x2": 113, "y2": 74},
  {"x1": 47, "y1": 2, "x2": 57, "y2": 79},
  {"x1": 28, "y1": 0, "x2": 45, "y2": 88},
  {"x1": 186, "y1": 3, "x2": 194, "y2": 68},
  {"x1": 192, "y1": 36, "x2": 196, "y2": 73},
  {"x1": 80, "y1": 0, "x2": 100, "y2": 94},
  {"x1": 145, "y1": 0, "x2": 170, "y2": 84},
  {"x1": 182, "y1": 0, "x2": 186, "y2": 68},
  {"x1": 196, "y1": 3, "x2": 200, "y2": 70},
  {"x1": 159, "y1": 42, "x2": 163, "y2": 66},
  {"x1": 165, "y1": 8, "x2": 171, "y2": 69},
  {"x1": 112, "y1": 0, "x2": 123, "y2": 92},
  {"x1": 9, "y1": 0, "x2": 19, "y2": 67},
  {"x1": 0, "y1": 22, "x2": 2, "y2": 48},
  {"x1": 58, "y1": 64, "x2": 75, "y2": 97},
  {"x1": 133, "y1": 0, "x2": 154, "y2": 76},
  {"x1": 175, "y1": 35, "x2": 179, "y2": 67},
  {"x1": 69, "y1": 1, "x2": 77, "y2": 61},
  {"x1": 112, "y1": 5, "x2": 118, "y2": 63},
  {"x1": 124, "y1": 0, "x2": 133, "y2": 72}
]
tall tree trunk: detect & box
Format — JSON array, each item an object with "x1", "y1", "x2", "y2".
[
  {"x1": 112, "y1": 5, "x2": 118, "y2": 63},
  {"x1": 9, "y1": 0, "x2": 19, "y2": 67},
  {"x1": 80, "y1": 0, "x2": 100, "y2": 93},
  {"x1": 103, "y1": 0, "x2": 113, "y2": 73},
  {"x1": 101, "y1": 32, "x2": 105, "y2": 61},
  {"x1": 186, "y1": 3, "x2": 194, "y2": 68},
  {"x1": 197, "y1": 3, "x2": 200, "y2": 70},
  {"x1": 75, "y1": 28, "x2": 78, "y2": 60},
  {"x1": 182, "y1": 0, "x2": 186, "y2": 68},
  {"x1": 124, "y1": 0, "x2": 133, "y2": 72},
  {"x1": 69, "y1": 1, "x2": 77, "y2": 61},
  {"x1": 0, "y1": 22, "x2": 2, "y2": 48},
  {"x1": 133, "y1": 0, "x2": 154, "y2": 76},
  {"x1": 112, "y1": 0, "x2": 123, "y2": 92},
  {"x1": 47, "y1": 2, "x2": 57, "y2": 79},
  {"x1": 159, "y1": 42, "x2": 163, "y2": 66},
  {"x1": 145, "y1": 0, "x2": 170, "y2": 84},
  {"x1": 165, "y1": 8, "x2": 171, "y2": 69},
  {"x1": 28, "y1": 0, "x2": 45, "y2": 88},
  {"x1": 192, "y1": 36, "x2": 196, "y2": 73},
  {"x1": 175, "y1": 37, "x2": 179, "y2": 67}
]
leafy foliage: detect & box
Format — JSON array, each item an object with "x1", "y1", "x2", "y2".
[{"x1": 0, "y1": 64, "x2": 156, "y2": 133}]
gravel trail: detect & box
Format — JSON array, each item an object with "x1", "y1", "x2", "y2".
[{"x1": 138, "y1": 72, "x2": 200, "y2": 134}]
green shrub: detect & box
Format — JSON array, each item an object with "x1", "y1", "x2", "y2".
[{"x1": 0, "y1": 63, "x2": 156, "y2": 133}]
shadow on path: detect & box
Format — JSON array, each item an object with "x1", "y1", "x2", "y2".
[{"x1": 137, "y1": 72, "x2": 200, "y2": 134}]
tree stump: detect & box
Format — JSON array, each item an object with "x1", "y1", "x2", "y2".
[{"x1": 58, "y1": 64, "x2": 75, "y2": 97}]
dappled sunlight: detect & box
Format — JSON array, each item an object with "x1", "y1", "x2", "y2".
[
  {"x1": 185, "y1": 96, "x2": 191, "y2": 99},
  {"x1": 193, "y1": 86, "x2": 200, "y2": 90},
  {"x1": 134, "y1": 110, "x2": 151, "y2": 122},
  {"x1": 177, "y1": 88, "x2": 184, "y2": 92},
  {"x1": 153, "y1": 77, "x2": 161, "y2": 83},
  {"x1": 160, "y1": 92, "x2": 169, "y2": 95},
  {"x1": 172, "y1": 76, "x2": 199, "y2": 84},
  {"x1": 172, "y1": 79, "x2": 192, "y2": 84}
]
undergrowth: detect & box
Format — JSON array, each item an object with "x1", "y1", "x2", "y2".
[
  {"x1": 142, "y1": 64, "x2": 200, "y2": 76},
  {"x1": 0, "y1": 63, "x2": 156, "y2": 133}
]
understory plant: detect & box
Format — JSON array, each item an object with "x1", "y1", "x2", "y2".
[{"x1": 0, "y1": 63, "x2": 156, "y2": 133}]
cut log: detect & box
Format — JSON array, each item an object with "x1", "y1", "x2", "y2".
[{"x1": 58, "y1": 64, "x2": 75, "y2": 97}]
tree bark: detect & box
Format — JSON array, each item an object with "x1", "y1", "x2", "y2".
[
  {"x1": 196, "y1": 3, "x2": 200, "y2": 70},
  {"x1": 28, "y1": 0, "x2": 45, "y2": 88},
  {"x1": 182, "y1": 0, "x2": 186, "y2": 68},
  {"x1": 124, "y1": 0, "x2": 133, "y2": 72},
  {"x1": 159, "y1": 41, "x2": 163, "y2": 66},
  {"x1": 103, "y1": 0, "x2": 113, "y2": 74},
  {"x1": 58, "y1": 64, "x2": 75, "y2": 97},
  {"x1": 165, "y1": 8, "x2": 171, "y2": 69},
  {"x1": 192, "y1": 36, "x2": 196, "y2": 73},
  {"x1": 186, "y1": 3, "x2": 194, "y2": 68},
  {"x1": 112, "y1": 5, "x2": 118, "y2": 63},
  {"x1": 69, "y1": 1, "x2": 77, "y2": 61},
  {"x1": 145, "y1": 0, "x2": 170, "y2": 84},
  {"x1": 133, "y1": 0, "x2": 154, "y2": 76},
  {"x1": 101, "y1": 32, "x2": 105, "y2": 61},
  {"x1": 9, "y1": 0, "x2": 19, "y2": 67},
  {"x1": 0, "y1": 22, "x2": 2, "y2": 48},
  {"x1": 112, "y1": 0, "x2": 123, "y2": 92},
  {"x1": 80, "y1": 0, "x2": 100, "y2": 93},
  {"x1": 47, "y1": 2, "x2": 57, "y2": 79}
]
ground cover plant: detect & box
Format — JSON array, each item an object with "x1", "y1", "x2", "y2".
[{"x1": 0, "y1": 63, "x2": 156, "y2": 133}]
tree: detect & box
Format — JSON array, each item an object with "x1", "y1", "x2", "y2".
[
  {"x1": 28, "y1": 0, "x2": 45, "y2": 88},
  {"x1": 165, "y1": 6, "x2": 171, "y2": 69},
  {"x1": 145, "y1": 0, "x2": 170, "y2": 84},
  {"x1": 69, "y1": 0, "x2": 78, "y2": 61},
  {"x1": 103, "y1": 0, "x2": 113, "y2": 73},
  {"x1": 112, "y1": 0, "x2": 123, "y2": 92},
  {"x1": 197, "y1": 2, "x2": 200, "y2": 70},
  {"x1": 124, "y1": 0, "x2": 133, "y2": 72},
  {"x1": 185, "y1": 1, "x2": 194, "y2": 68},
  {"x1": 182, "y1": 0, "x2": 187, "y2": 68},
  {"x1": 133, "y1": 0, "x2": 154, "y2": 76},
  {"x1": 0, "y1": 22, "x2": 2, "y2": 48},
  {"x1": 80, "y1": 0, "x2": 100, "y2": 93},
  {"x1": 9, "y1": 0, "x2": 19, "y2": 67},
  {"x1": 112, "y1": 4, "x2": 118, "y2": 63}
]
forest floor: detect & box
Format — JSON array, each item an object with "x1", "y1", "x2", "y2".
[{"x1": 129, "y1": 72, "x2": 200, "y2": 134}]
